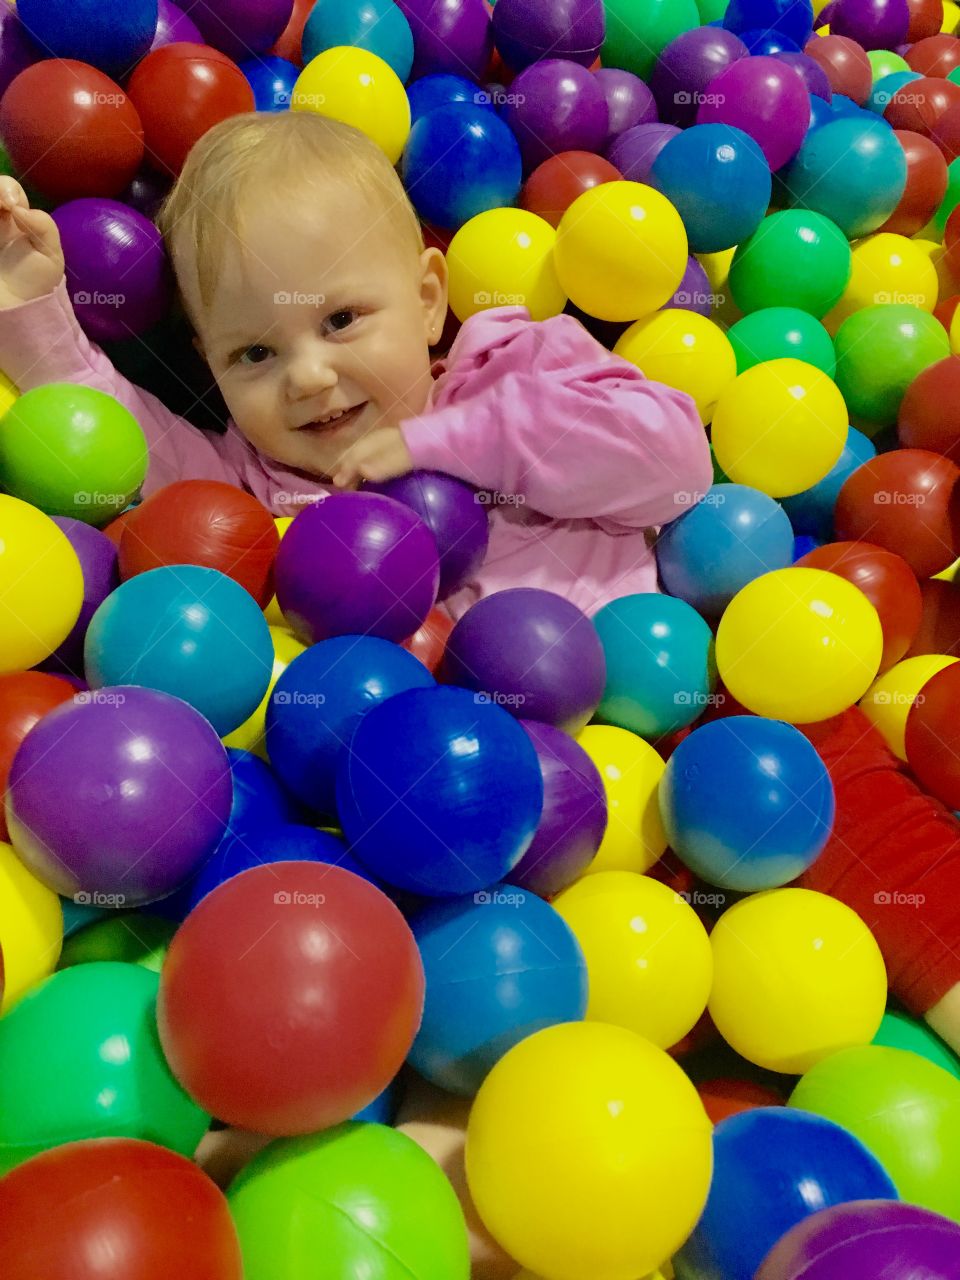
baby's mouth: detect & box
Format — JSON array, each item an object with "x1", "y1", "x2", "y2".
[{"x1": 298, "y1": 403, "x2": 368, "y2": 432}]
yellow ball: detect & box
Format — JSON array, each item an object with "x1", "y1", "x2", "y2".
[
  {"x1": 860, "y1": 653, "x2": 958, "y2": 759},
  {"x1": 716, "y1": 567, "x2": 884, "y2": 723},
  {"x1": 263, "y1": 516, "x2": 293, "y2": 627},
  {"x1": 0, "y1": 495, "x2": 83, "y2": 674},
  {"x1": 950, "y1": 299, "x2": 960, "y2": 356},
  {"x1": 614, "y1": 309, "x2": 737, "y2": 423},
  {"x1": 292, "y1": 46, "x2": 410, "y2": 164},
  {"x1": 553, "y1": 871, "x2": 712, "y2": 1049},
  {"x1": 694, "y1": 248, "x2": 742, "y2": 326},
  {"x1": 446, "y1": 208, "x2": 567, "y2": 323},
  {"x1": 711, "y1": 358, "x2": 848, "y2": 497},
  {"x1": 554, "y1": 182, "x2": 688, "y2": 322},
  {"x1": 944, "y1": 0, "x2": 959, "y2": 32},
  {"x1": 934, "y1": 553, "x2": 960, "y2": 582},
  {"x1": 465, "y1": 1022, "x2": 712, "y2": 1280},
  {"x1": 911, "y1": 238, "x2": 956, "y2": 302},
  {"x1": 822, "y1": 233, "x2": 939, "y2": 335},
  {"x1": 0, "y1": 840, "x2": 63, "y2": 1012},
  {"x1": 223, "y1": 626, "x2": 306, "y2": 759},
  {"x1": 708, "y1": 888, "x2": 887, "y2": 1074},
  {"x1": 575, "y1": 725, "x2": 667, "y2": 874},
  {"x1": 0, "y1": 369, "x2": 18, "y2": 417}
]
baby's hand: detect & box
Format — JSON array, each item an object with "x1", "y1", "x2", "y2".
[
  {"x1": 332, "y1": 426, "x2": 413, "y2": 489},
  {"x1": 0, "y1": 177, "x2": 65, "y2": 310}
]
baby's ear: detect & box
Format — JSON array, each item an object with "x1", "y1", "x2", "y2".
[{"x1": 420, "y1": 246, "x2": 448, "y2": 345}]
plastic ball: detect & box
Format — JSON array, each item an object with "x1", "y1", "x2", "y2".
[
  {"x1": 909, "y1": 31, "x2": 960, "y2": 76},
  {"x1": 0, "y1": 497, "x2": 83, "y2": 674},
  {"x1": 39, "y1": 518, "x2": 118, "y2": 677},
  {"x1": 0, "y1": 840, "x2": 61, "y2": 1013},
  {"x1": 836, "y1": 305, "x2": 950, "y2": 424},
  {"x1": 501, "y1": 60, "x2": 608, "y2": 175},
  {"x1": 152, "y1": 0, "x2": 203, "y2": 47},
  {"x1": 880, "y1": 128, "x2": 949, "y2": 232},
  {"x1": 595, "y1": 67, "x2": 658, "y2": 142},
  {"x1": 831, "y1": 0, "x2": 910, "y2": 48},
  {"x1": 221, "y1": 626, "x2": 306, "y2": 759},
  {"x1": 824, "y1": 231, "x2": 939, "y2": 334},
  {"x1": 521, "y1": 151, "x2": 621, "y2": 229},
  {"x1": 909, "y1": 0, "x2": 948, "y2": 39},
  {"x1": 868, "y1": 67, "x2": 923, "y2": 111},
  {"x1": 402, "y1": 605, "x2": 455, "y2": 673},
  {"x1": 716, "y1": 566, "x2": 884, "y2": 721},
  {"x1": 554, "y1": 180, "x2": 688, "y2": 322},
  {"x1": 445, "y1": 207, "x2": 565, "y2": 321},
  {"x1": 727, "y1": 307, "x2": 837, "y2": 375},
  {"x1": 869, "y1": 48, "x2": 912, "y2": 81},
  {"x1": 665, "y1": 254, "x2": 715, "y2": 316},
  {"x1": 651, "y1": 27, "x2": 749, "y2": 128},
  {"x1": 860, "y1": 652, "x2": 957, "y2": 756},
  {"x1": 182, "y1": 0, "x2": 294, "y2": 60},
  {"x1": 127, "y1": 43, "x2": 255, "y2": 177},
  {"x1": 6, "y1": 687, "x2": 232, "y2": 905},
  {"x1": 159, "y1": 863, "x2": 423, "y2": 1133},
  {"x1": 491, "y1": 0, "x2": 604, "y2": 71},
  {"x1": 804, "y1": 31, "x2": 873, "y2": 102},
  {"x1": 465, "y1": 1022, "x2": 713, "y2": 1280},
  {"x1": 0, "y1": 5, "x2": 41, "y2": 100},
  {"x1": 901, "y1": 357, "x2": 960, "y2": 461},
  {"x1": 302, "y1": 0, "x2": 413, "y2": 80},
  {"x1": 17, "y1": 0, "x2": 156, "y2": 73},
  {"x1": 406, "y1": 71, "x2": 481, "y2": 123},
  {"x1": 606, "y1": 121, "x2": 682, "y2": 180},
  {"x1": 402, "y1": 103, "x2": 522, "y2": 227},
  {"x1": 575, "y1": 725, "x2": 667, "y2": 875},
  {"x1": 698, "y1": 54, "x2": 811, "y2": 170},
  {"x1": 0, "y1": 963, "x2": 209, "y2": 1174},
  {"x1": 336, "y1": 686, "x2": 543, "y2": 896},
  {"x1": 724, "y1": 0, "x2": 815, "y2": 42},
  {"x1": 398, "y1": 0, "x2": 492, "y2": 81},
  {"x1": 908, "y1": 578, "x2": 960, "y2": 656},
  {"x1": 904, "y1": 659, "x2": 960, "y2": 804},
  {"x1": 229, "y1": 1123, "x2": 469, "y2": 1279},
  {"x1": 266, "y1": 635, "x2": 435, "y2": 815},
  {"x1": 292, "y1": 45, "x2": 409, "y2": 164},
  {"x1": 874, "y1": 1008, "x2": 960, "y2": 1077},
  {"x1": 239, "y1": 53, "x2": 299, "y2": 109},
  {"x1": 614, "y1": 308, "x2": 737, "y2": 422},
  {"x1": 553, "y1": 871, "x2": 711, "y2": 1048},
  {"x1": 0, "y1": 672, "x2": 75, "y2": 841},
  {"x1": 223, "y1": 747, "x2": 304, "y2": 834},
  {"x1": 884, "y1": 74, "x2": 960, "y2": 136},
  {"x1": 275, "y1": 492, "x2": 439, "y2": 644},
  {"x1": 59, "y1": 913, "x2": 174, "y2": 971},
  {"x1": 790, "y1": 1044, "x2": 960, "y2": 1218},
  {"x1": 601, "y1": 0, "x2": 700, "y2": 80},
  {"x1": 709, "y1": 888, "x2": 887, "y2": 1073},
  {"x1": 729, "y1": 210, "x2": 853, "y2": 316}
]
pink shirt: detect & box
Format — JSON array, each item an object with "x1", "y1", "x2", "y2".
[{"x1": 0, "y1": 282, "x2": 712, "y2": 619}]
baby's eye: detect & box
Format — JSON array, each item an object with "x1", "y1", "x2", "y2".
[
  {"x1": 324, "y1": 309, "x2": 358, "y2": 334},
  {"x1": 238, "y1": 344, "x2": 274, "y2": 366}
]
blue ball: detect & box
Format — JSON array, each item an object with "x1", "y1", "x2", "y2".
[
  {"x1": 266, "y1": 635, "x2": 435, "y2": 817},
  {"x1": 225, "y1": 748, "x2": 304, "y2": 834},
  {"x1": 336, "y1": 686, "x2": 544, "y2": 896},
  {"x1": 353, "y1": 1077, "x2": 400, "y2": 1123},
  {"x1": 656, "y1": 484, "x2": 794, "y2": 616},
  {"x1": 782, "y1": 425, "x2": 877, "y2": 539},
  {"x1": 408, "y1": 73, "x2": 491, "y2": 125},
  {"x1": 18, "y1": 0, "x2": 157, "y2": 76},
  {"x1": 239, "y1": 55, "x2": 299, "y2": 111},
  {"x1": 592, "y1": 594, "x2": 716, "y2": 739},
  {"x1": 806, "y1": 93, "x2": 835, "y2": 134},
  {"x1": 401, "y1": 103, "x2": 523, "y2": 228},
  {"x1": 830, "y1": 93, "x2": 866, "y2": 119},
  {"x1": 659, "y1": 716, "x2": 835, "y2": 891},
  {"x1": 651, "y1": 125, "x2": 772, "y2": 254},
  {"x1": 302, "y1": 0, "x2": 414, "y2": 80},
  {"x1": 739, "y1": 26, "x2": 801, "y2": 54},
  {"x1": 792, "y1": 533, "x2": 823, "y2": 560},
  {"x1": 84, "y1": 565, "x2": 273, "y2": 738},
  {"x1": 673, "y1": 1107, "x2": 898, "y2": 1280},
  {"x1": 868, "y1": 70, "x2": 923, "y2": 114},
  {"x1": 723, "y1": 0, "x2": 814, "y2": 44},
  {"x1": 782, "y1": 117, "x2": 908, "y2": 239},
  {"x1": 409, "y1": 886, "x2": 587, "y2": 1095}
]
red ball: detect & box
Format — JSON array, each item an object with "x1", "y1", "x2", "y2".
[
  {"x1": 931, "y1": 100, "x2": 960, "y2": 158},
  {"x1": 795, "y1": 540, "x2": 922, "y2": 671},
  {"x1": 158, "y1": 862, "x2": 425, "y2": 1134},
  {"x1": 905, "y1": 660, "x2": 960, "y2": 804},
  {"x1": 0, "y1": 672, "x2": 76, "y2": 842},
  {"x1": 878, "y1": 129, "x2": 948, "y2": 233},
  {"x1": 402, "y1": 605, "x2": 455, "y2": 673},
  {"x1": 520, "y1": 151, "x2": 622, "y2": 227},
  {"x1": 907, "y1": 577, "x2": 960, "y2": 655},
  {"x1": 269, "y1": 0, "x2": 312, "y2": 64},
  {"x1": 834, "y1": 448, "x2": 960, "y2": 578},
  {"x1": 906, "y1": 32, "x2": 960, "y2": 76},
  {"x1": 118, "y1": 480, "x2": 280, "y2": 607},
  {"x1": 943, "y1": 201, "x2": 960, "y2": 276},
  {"x1": 126, "y1": 43, "x2": 255, "y2": 177},
  {"x1": 934, "y1": 292, "x2": 960, "y2": 330},
  {"x1": 883, "y1": 75, "x2": 960, "y2": 136},
  {"x1": 804, "y1": 33, "x2": 872, "y2": 103},
  {"x1": 0, "y1": 1138, "x2": 242, "y2": 1280},
  {"x1": 907, "y1": 0, "x2": 947, "y2": 40},
  {"x1": 898, "y1": 355, "x2": 960, "y2": 461},
  {"x1": 0, "y1": 61, "x2": 143, "y2": 201},
  {"x1": 698, "y1": 1077, "x2": 784, "y2": 1126}
]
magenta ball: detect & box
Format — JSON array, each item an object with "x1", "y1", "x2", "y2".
[
  {"x1": 275, "y1": 492, "x2": 440, "y2": 645},
  {"x1": 830, "y1": 0, "x2": 909, "y2": 50},
  {"x1": 0, "y1": 0, "x2": 40, "y2": 99},
  {"x1": 663, "y1": 255, "x2": 713, "y2": 316},
  {"x1": 605, "y1": 121, "x2": 681, "y2": 179},
  {"x1": 509, "y1": 720, "x2": 607, "y2": 896},
  {"x1": 651, "y1": 26, "x2": 749, "y2": 128},
  {"x1": 366, "y1": 470, "x2": 489, "y2": 599},
  {"x1": 51, "y1": 198, "x2": 172, "y2": 342},
  {"x1": 491, "y1": 0, "x2": 604, "y2": 71},
  {"x1": 698, "y1": 54, "x2": 812, "y2": 171},
  {"x1": 594, "y1": 68, "x2": 658, "y2": 147},
  {"x1": 504, "y1": 59, "x2": 609, "y2": 171},
  {"x1": 442, "y1": 587, "x2": 606, "y2": 734},
  {"x1": 775, "y1": 50, "x2": 833, "y2": 101},
  {"x1": 150, "y1": 0, "x2": 203, "y2": 49},
  {"x1": 5, "y1": 686, "x2": 232, "y2": 905},
  {"x1": 397, "y1": 0, "x2": 492, "y2": 80},
  {"x1": 179, "y1": 0, "x2": 293, "y2": 59},
  {"x1": 42, "y1": 518, "x2": 119, "y2": 677}
]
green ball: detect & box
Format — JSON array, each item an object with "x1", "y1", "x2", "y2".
[
  {"x1": 696, "y1": 0, "x2": 729, "y2": 19},
  {"x1": 934, "y1": 156, "x2": 960, "y2": 236},
  {"x1": 873, "y1": 1010, "x2": 960, "y2": 1081},
  {"x1": 789, "y1": 1044, "x2": 960, "y2": 1221},
  {"x1": 867, "y1": 49, "x2": 909, "y2": 82},
  {"x1": 727, "y1": 307, "x2": 837, "y2": 376},
  {"x1": 729, "y1": 210, "x2": 852, "y2": 318},
  {"x1": 834, "y1": 304, "x2": 950, "y2": 426},
  {"x1": 0, "y1": 383, "x2": 148, "y2": 525},
  {"x1": 601, "y1": 0, "x2": 700, "y2": 80},
  {"x1": 711, "y1": 444, "x2": 730, "y2": 485},
  {"x1": 58, "y1": 914, "x2": 175, "y2": 973},
  {"x1": 0, "y1": 961, "x2": 209, "y2": 1174},
  {"x1": 228, "y1": 1122, "x2": 470, "y2": 1279}
]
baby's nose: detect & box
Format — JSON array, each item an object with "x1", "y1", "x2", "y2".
[{"x1": 286, "y1": 345, "x2": 338, "y2": 398}]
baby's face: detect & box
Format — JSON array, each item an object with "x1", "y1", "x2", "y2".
[{"x1": 190, "y1": 194, "x2": 448, "y2": 481}]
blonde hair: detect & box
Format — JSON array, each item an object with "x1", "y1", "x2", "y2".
[{"x1": 156, "y1": 111, "x2": 425, "y2": 317}]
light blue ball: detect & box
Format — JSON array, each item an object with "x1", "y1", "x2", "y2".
[
  {"x1": 302, "y1": 0, "x2": 414, "y2": 82},
  {"x1": 868, "y1": 70, "x2": 922, "y2": 114},
  {"x1": 781, "y1": 425, "x2": 877, "y2": 540}
]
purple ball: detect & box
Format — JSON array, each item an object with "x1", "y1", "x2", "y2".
[
  {"x1": 662, "y1": 255, "x2": 713, "y2": 317},
  {"x1": 179, "y1": 0, "x2": 293, "y2": 59},
  {"x1": 120, "y1": 168, "x2": 172, "y2": 220},
  {"x1": 397, "y1": 0, "x2": 492, "y2": 81},
  {"x1": 509, "y1": 721, "x2": 607, "y2": 896},
  {"x1": 275, "y1": 492, "x2": 440, "y2": 644},
  {"x1": 42, "y1": 518, "x2": 119, "y2": 677},
  {"x1": 504, "y1": 59, "x2": 609, "y2": 172},
  {"x1": 366, "y1": 470, "x2": 490, "y2": 599},
  {"x1": 52, "y1": 198, "x2": 172, "y2": 342},
  {"x1": 0, "y1": 0, "x2": 41, "y2": 100},
  {"x1": 605, "y1": 121, "x2": 681, "y2": 180},
  {"x1": 830, "y1": 0, "x2": 910, "y2": 50},
  {"x1": 442, "y1": 587, "x2": 607, "y2": 734},
  {"x1": 697, "y1": 55, "x2": 811, "y2": 172},
  {"x1": 651, "y1": 26, "x2": 749, "y2": 128},
  {"x1": 775, "y1": 50, "x2": 833, "y2": 101},
  {"x1": 491, "y1": 0, "x2": 604, "y2": 71},
  {"x1": 5, "y1": 686, "x2": 232, "y2": 905},
  {"x1": 150, "y1": 0, "x2": 203, "y2": 49},
  {"x1": 756, "y1": 1200, "x2": 960, "y2": 1279},
  {"x1": 594, "y1": 68, "x2": 658, "y2": 147}
]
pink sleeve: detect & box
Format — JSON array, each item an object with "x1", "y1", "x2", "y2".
[
  {"x1": 0, "y1": 280, "x2": 243, "y2": 492},
  {"x1": 400, "y1": 308, "x2": 713, "y2": 529}
]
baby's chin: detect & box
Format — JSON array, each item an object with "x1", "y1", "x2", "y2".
[{"x1": 254, "y1": 409, "x2": 384, "y2": 482}]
